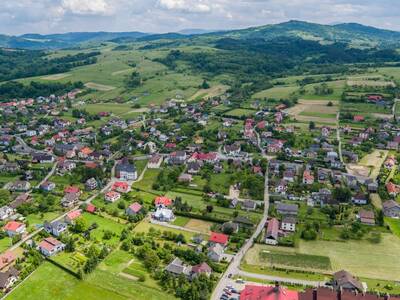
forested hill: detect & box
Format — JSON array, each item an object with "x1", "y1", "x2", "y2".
[{"x1": 1, "y1": 21, "x2": 400, "y2": 50}]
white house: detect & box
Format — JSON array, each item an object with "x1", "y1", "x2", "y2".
[
  {"x1": 153, "y1": 208, "x2": 175, "y2": 222},
  {"x1": 105, "y1": 191, "x2": 121, "y2": 203},
  {"x1": 281, "y1": 217, "x2": 296, "y2": 232},
  {"x1": 38, "y1": 237, "x2": 65, "y2": 256}
]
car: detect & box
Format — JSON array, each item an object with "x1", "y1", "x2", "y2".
[
  {"x1": 236, "y1": 278, "x2": 244, "y2": 284},
  {"x1": 228, "y1": 274, "x2": 232, "y2": 278}
]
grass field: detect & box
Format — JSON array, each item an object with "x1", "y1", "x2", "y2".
[
  {"x1": 171, "y1": 216, "x2": 190, "y2": 227},
  {"x1": 347, "y1": 150, "x2": 388, "y2": 180},
  {"x1": 285, "y1": 99, "x2": 339, "y2": 124},
  {"x1": 298, "y1": 234, "x2": 400, "y2": 280},
  {"x1": 224, "y1": 108, "x2": 256, "y2": 118},
  {"x1": 385, "y1": 218, "x2": 400, "y2": 238},
  {"x1": 252, "y1": 86, "x2": 298, "y2": 99},
  {"x1": 133, "y1": 220, "x2": 203, "y2": 241},
  {"x1": 6, "y1": 260, "x2": 176, "y2": 300},
  {"x1": 184, "y1": 219, "x2": 214, "y2": 234}
]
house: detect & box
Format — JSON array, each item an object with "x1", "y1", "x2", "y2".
[
  {"x1": 302, "y1": 170, "x2": 314, "y2": 185},
  {"x1": 333, "y1": 270, "x2": 364, "y2": 292},
  {"x1": 383, "y1": 200, "x2": 400, "y2": 218},
  {"x1": 78, "y1": 147, "x2": 93, "y2": 159},
  {"x1": 9, "y1": 181, "x2": 30, "y2": 192},
  {"x1": 154, "y1": 196, "x2": 173, "y2": 208},
  {"x1": 44, "y1": 220, "x2": 68, "y2": 237},
  {"x1": 207, "y1": 243, "x2": 224, "y2": 262},
  {"x1": 147, "y1": 154, "x2": 163, "y2": 169},
  {"x1": 224, "y1": 144, "x2": 241, "y2": 156},
  {"x1": 38, "y1": 237, "x2": 65, "y2": 256},
  {"x1": 242, "y1": 200, "x2": 257, "y2": 211},
  {"x1": 208, "y1": 232, "x2": 229, "y2": 247},
  {"x1": 165, "y1": 257, "x2": 191, "y2": 277},
  {"x1": 86, "y1": 204, "x2": 96, "y2": 214},
  {"x1": 178, "y1": 173, "x2": 193, "y2": 183},
  {"x1": 353, "y1": 115, "x2": 364, "y2": 122},
  {"x1": 0, "y1": 206, "x2": 14, "y2": 221},
  {"x1": 105, "y1": 191, "x2": 121, "y2": 203},
  {"x1": 275, "y1": 180, "x2": 288, "y2": 194},
  {"x1": 126, "y1": 203, "x2": 143, "y2": 216},
  {"x1": 61, "y1": 192, "x2": 80, "y2": 207},
  {"x1": 40, "y1": 181, "x2": 56, "y2": 192},
  {"x1": 32, "y1": 153, "x2": 54, "y2": 164},
  {"x1": 0, "y1": 252, "x2": 16, "y2": 271},
  {"x1": 64, "y1": 186, "x2": 81, "y2": 195},
  {"x1": 281, "y1": 217, "x2": 296, "y2": 232},
  {"x1": 191, "y1": 262, "x2": 212, "y2": 278},
  {"x1": 386, "y1": 182, "x2": 400, "y2": 197},
  {"x1": 64, "y1": 210, "x2": 81, "y2": 224},
  {"x1": 277, "y1": 203, "x2": 298, "y2": 216},
  {"x1": 0, "y1": 267, "x2": 19, "y2": 291},
  {"x1": 153, "y1": 208, "x2": 174, "y2": 222},
  {"x1": 85, "y1": 178, "x2": 98, "y2": 190},
  {"x1": 240, "y1": 284, "x2": 299, "y2": 300},
  {"x1": 358, "y1": 210, "x2": 375, "y2": 226},
  {"x1": 265, "y1": 218, "x2": 279, "y2": 245},
  {"x1": 4, "y1": 221, "x2": 26, "y2": 237},
  {"x1": 352, "y1": 193, "x2": 368, "y2": 205},
  {"x1": 283, "y1": 171, "x2": 295, "y2": 183},
  {"x1": 299, "y1": 287, "x2": 400, "y2": 300},
  {"x1": 9, "y1": 194, "x2": 31, "y2": 210},
  {"x1": 187, "y1": 162, "x2": 202, "y2": 174},
  {"x1": 115, "y1": 159, "x2": 137, "y2": 181},
  {"x1": 112, "y1": 181, "x2": 130, "y2": 193}
]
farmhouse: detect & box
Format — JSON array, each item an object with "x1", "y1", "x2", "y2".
[
  {"x1": 265, "y1": 218, "x2": 279, "y2": 245},
  {"x1": 38, "y1": 237, "x2": 65, "y2": 257}
]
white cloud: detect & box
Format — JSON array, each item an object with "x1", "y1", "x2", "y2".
[
  {"x1": 158, "y1": 0, "x2": 211, "y2": 13},
  {"x1": 61, "y1": 0, "x2": 113, "y2": 15}
]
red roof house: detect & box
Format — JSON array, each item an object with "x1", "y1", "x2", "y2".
[
  {"x1": 112, "y1": 181, "x2": 130, "y2": 193},
  {"x1": 154, "y1": 196, "x2": 172, "y2": 207},
  {"x1": 64, "y1": 186, "x2": 80, "y2": 194},
  {"x1": 386, "y1": 182, "x2": 400, "y2": 196},
  {"x1": 65, "y1": 210, "x2": 81, "y2": 224},
  {"x1": 240, "y1": 285, "x2": 298, "y2": 300},
  {"x1": 208, "y1": 232, "x2": 229, "y2": 247},
  {"x1": 353, "y1": 115, "x2": 364, "y2": 122},
  {"x1": 4, "y1": 221, "x2": 26, "y2": 237},
  {"x1": 86, "y1": 204, "x2": 96, "y2": 214},
  {"x1": 126, "y1": 202, "x2": 143, "y2": 216}
]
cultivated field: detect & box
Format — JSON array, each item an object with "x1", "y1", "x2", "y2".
[
  {"x1": 85, "y1": 82, "x2": 116, "y2": 91},
  {"x1": 285, "y1": 99, "x2": 339, "y2": 124},
  {"x1": 189, "y1": 84, "x2": 229, "y2": 101},
  {"x1": 42, "y1": 73, "x2": 71, "y2": 80},
  {"x1": 347, "y1": 80, "x2": 396, "y2": 87}
]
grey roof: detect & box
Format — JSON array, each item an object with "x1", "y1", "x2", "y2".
[
  {"x1": 165, "y1": 257, "x2": 191, "y2": 276},
  {"x1": 277, "y1": 203, "x2": 298, "y2": 213},
  {"x1": 0, "y1": 267, "x2": 19, "y2": 289},
  {"x1": 116, "y1": 162, "x2": 136, "y2": 173}
]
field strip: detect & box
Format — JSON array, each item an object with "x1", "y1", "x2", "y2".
[
  {"x1": 112, "y1": 68, "x2": 134, "y2": 76},
  {"x1": 42, "y1": 73, "x2": 71, "y2": 80},
  {"x1": 85, "y1": 82, "x2": 116, "y2": 91},
  {"x1": 189, "y1": 84, "x2": 229, "y2": 101}
]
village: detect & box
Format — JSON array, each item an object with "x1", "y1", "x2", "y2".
[{"x1": 0, "y1": 75, "x2": 399, "y2": 300}]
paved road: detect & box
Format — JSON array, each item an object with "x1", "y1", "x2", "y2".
[
  {"x1": 35, "y1": 162, "x2": 58, "y2": 189},
  {"x1": 211, "y1": 167, "x2": 270, "y2": 300}
]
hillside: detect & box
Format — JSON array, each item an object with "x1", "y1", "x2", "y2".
[{"x1": 1, "y1": 21, "x2": 400, "y2": 50}]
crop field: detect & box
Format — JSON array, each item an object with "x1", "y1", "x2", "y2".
[
  {"x1": 285, "y1": 99, "x2": 339, "y2": 124},
  {"x1": 341, "y1": 102, "x2": 392, "y2": 115},
  {"x1": 85, "y1": 82, "x2": 116, "y2": 91},
  {"x1": 301, "y1": 80, "x2": 345, "y2": 101},
  {"x1": 42, "y1": 73, "x2": 71, "y2": 80},
  {"x1": 347, "y1": 80, "x2": 396, "y2": 87}
]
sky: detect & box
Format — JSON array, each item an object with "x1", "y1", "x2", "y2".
[{"x1": 1, "y1": 0, "x2": 400, "y2": 35}]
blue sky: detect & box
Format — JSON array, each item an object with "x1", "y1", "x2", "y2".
[{"x1": 1, "y1": 0, "x2": 399, "y2": 35}]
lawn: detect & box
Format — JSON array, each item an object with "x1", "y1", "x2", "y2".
[
  {"x1": 0, "y1": 237, "x2": 12, "y2": 253},
  {"x1": 81, "y1": 212, "x2": 126, "y2": 246},
  {"x1": 252, "y1": 85, "x2": 298, "y2": 99},
  {"x1": 26, "y1": 211, "x2": 61, "y2": 230},
  {"x1": 385, "y1": 218, "x2": 400, "y2": 238},
  {"x1": 298, "y1": 233, "x2": 400, "y2": 280},
  {"x1": 223, "y1": 108, "x2": 256, "y2": 118},
  {"x1": 171, "y1": 216, "x2": 190, "y2": 227},
  {"x1": 6, "y1": 261, "x2": 176, "y2": 300}
]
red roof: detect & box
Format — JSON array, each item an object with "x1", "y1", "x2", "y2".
[
  {"x1": 80, "y1": 147, "x2": 93, "y2": 155},
  {"x1": 86, "y1": 204, "x2": 96, "y2": 213},
  {"x1": 191, "y1": 152, "x2": 218, "y2": 161},
  {"x1": 66, "y1": 210, "x2": 81, "y2": 220},
  {"x1": 191, "y1": 262, "x2": 212, "y2": 274},
  {"x1": 112, "y1": 181, "x2": 129, "y2": 191},
  {"x1": 209, "y1": 232, "x2": 229, "y2": 246},
  {"x1": 0, "y1": 252, "x2": 15, "y2": 269},
  {"x1": 240, "y1": 285, "x2": 298, "y2": 300},
  {"x1": 154, "y1": 196, "x2": 172, "y2": 207},
  {"x1": 386, "y1": 182, "x2": 400, "y2": 194},
  {"x1": 128, "y1": 202, "x2": 143, "y2": 213},
  {"x1": 165, "y1": 143, "x2": 176, "y2": 149},
  {"x1": 64, "y1": 186, "x2": 80, "y2": 194},
  {"x1": 39, "y1": 237, "x2": 62, "y2": 252},
  {"x1": 4, "y1": 221, "x2": 24, "y2": 232},
  {"x1": 353, "y1": 115, "x2": 364, "y2": 122}
]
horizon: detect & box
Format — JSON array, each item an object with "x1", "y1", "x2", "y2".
[
  {"x1": 0, "y1": 1, "x2": 399, "y2": 35},
  {"x1": 2, "y1": 19, "x2": 399, "y2": 37}
]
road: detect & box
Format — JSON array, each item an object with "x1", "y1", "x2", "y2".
[
  {"x1": 35, "y1": 162, "x2": 58, "y2": 189},
  {"x1": 211, "y1": 165, "x2": 270, "y2": 300},
  {"x1": 336, "y1": 112, "x2": 344, "y2": 164}
]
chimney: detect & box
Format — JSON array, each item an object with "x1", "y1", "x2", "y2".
[
  {"x1": 312, "y1": 288, "x2": 317, "y2": 300},
  {"x1": 384, "y1": 294, "x2": 390, "y2": 300}
]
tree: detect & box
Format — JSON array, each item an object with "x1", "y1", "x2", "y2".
[
  {"x1": 126, "y1": 71, "x2": 142, "y2": 88},
  {"x1": 201, "y1": 80, "x2": 210, "y2": 89},
  {"x1": 309, "y1": 121, "x2": 316, "y2": 130},
  {"x1": 206, "y1": 205, "x2": 214, "y2": 213},
  {"x1": 332, "y1": 187, "x2": 352, "y2": 203},
  {"x1": 73, "y1": 218, "x2": 88, "y2": 233}
]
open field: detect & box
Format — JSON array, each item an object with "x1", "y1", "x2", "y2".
[
  {"x1": 347, "y1": 80, "x2": 396, "y2": 87},
  {"x1": 133, "y1": 220, "x2": 203, "y2": 241},
  {"x1": 85, "y1": 82, "x2": 116, "y2": 91},
  {"x1": 6, "y1": 260, "x2": 175, "y2": 300},
  {"x1": 347, "y1": 150, "x2": 388, "y2": 179},
  {"x1": 370, "y1": 193, "x2": 383, "y2": 210},
  {"x1": 189, "y1": 84, "x2": 229, "y2": 101},
  {"x1": 252, "y1": 86, "x2": 298, "y2": 99},
  {"x1": 298, "y1": 234, "x2": 400, "y2": 280},
  {"x1": 385, "y1": 218, "x2": 400, "y2": 239},
  {"x1": 224, "y1": 108, "x2": 256, "y2": 118},
  {"x1": 285, "y1": 99, "x2": 339, "y2": 124},
  {"x1": 184, "y1": 219, "x2": 214, "y2": 234},
  {"x1": 42, "y1": 73, "x2": 71, "y2": 80}
]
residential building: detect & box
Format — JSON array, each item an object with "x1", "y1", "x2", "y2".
[
  {"x1": 333, "y1": 270, "x2": 364, "y2": 292},
  {"x1": 207, "y1": 243, "x2": 224, "y2": 262},
  {"x1": 281, "y1": 217, "x2": 296, "y2": 232},
  {"x1": 38, "y1": 237, "x2": 65, "y2": 257},
  {"x1": 40, "y1": 181, "x2": 56, "y2": 192},
  {"x1": 126, "y1": 203, "x2": 143, "y2": 216},
  {"x1": 85, "y1": 177, "x2": 98, "y2": 190},
  {"x1": 277, "y1": 203, "x2": 298, "y2": 216},
  {"x1": 352, "y1": 193, "x2": 368, "y2": 205},
  {"x1": 4, "y1": 221, "x2": 26, "y2": 237},
  {"x1": 115, "y1": 158, "x2": 137, "y2": 181},
  {"x1": 165, "y1": 257, "x2": 191, "y2": 277},
  {"x1": 0, "y1": 267, "x2": 19, "y2": 291},
  {"x1": 208, "y1": 232, "x2": 229, "y2": 247},
  {"x1": 383, "y1": 200, "x2": 400, "y2": 218},
  {"x1": 44, "y1": 221, "x2": 68, "y2": 237},
  {"x1": 105, "y1": 191, "x2": 121, "y2": 203},
  {"x1": 242, "y1": 200, "x2": 257, "y2": 211},
  {"x1": 152, "y1": 208, "x2": 174, "y2": 222},
  {"x1": 265, "y1": 218, "x2": 279, "y2": 245},
  {"x1": 302, "y1": 170, "x2": 314, "y2": 185},
  {"x1": 64, "y1": 210, "x2": 81, "y2": 224},
  {"x1": 358, "y1": 210, "x2": 375, "y2": 226},
  {"x1": 240, "y1": 284, "x2": 298, "y2": 300},
  {"x1": 112, "y1": 181, "x2": 130, "y2": 193},
  {"x1": 154, "y1": 196, "x2": 173, "y2": 208},
  {"x1": 0, "y1": 206, "x2": 14, "y2": 221},
  {"x1": 147, "y1": 154, "x2": 163, "y2": 169}
]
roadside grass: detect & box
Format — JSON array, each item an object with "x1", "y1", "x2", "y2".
[
  {"x1": 26, "y1": 211, "x2": 61, "y2": 230},
  {"x1": 240, "y1": 263, "x2": 329, "y2": 282},
  {"x1": 259, "y1": 250, "x2": 332, "y2": 270}
]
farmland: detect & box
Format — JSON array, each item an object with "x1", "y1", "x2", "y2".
[{"x1": 285, "y1": 99, "x2": 339, "y2": 124}]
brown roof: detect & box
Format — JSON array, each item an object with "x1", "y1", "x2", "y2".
[{"x1": 333, "y1": 270, "x2": 364, "y2": 292}]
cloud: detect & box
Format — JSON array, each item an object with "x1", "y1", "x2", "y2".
[
  {"x1": 158, "y1": 0, "x2": 211, "y2": 13},
  {"x1": 0, "y1": 0, "x2": 399, "y2": 35},
  {"x1": 61, "y1": 0, "x2": 113, "y2": 15}
]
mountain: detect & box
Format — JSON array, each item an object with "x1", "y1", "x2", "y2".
[
  {"x1": 0, "y1": 31, "x2": 149, "y2": 50},
  {"x1": 1, "y1": 21, "x2": 400, "y2": 50},
  {"x1": 215, "y1": 20, "x2": 400, "y2": 47}
]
